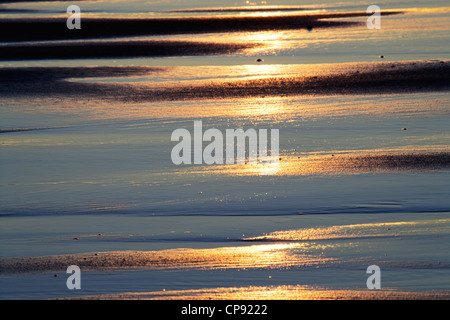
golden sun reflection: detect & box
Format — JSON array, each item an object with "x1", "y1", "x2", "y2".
[
  {"x1": 228, "y1": 30, "x2": 300, "y2": 55},
  {"x1": 251, "y1": 161, "x2": 281, "y2": 176},
  {"x1": 0, "y1": 243, "x2": 333, "y2": 273},
  {"x1": 243, "y1": 219, "x2": 450, "y2": 241},
  {"x1": 184, "y1": 148, "x2": 450, "y2": 177},
  {"x1": 232, "y1": 96, "x2": 293, "y2": 123},
  {"x1": 74, "y1": 285, "x2": 450, "y2": 300}
]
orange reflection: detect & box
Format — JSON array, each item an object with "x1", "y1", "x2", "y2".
[
  {"x1": 243, "y1": 218, "x2": 450, "y2": 241},
  {"x1": 235, "y1": 30, "x2": 300, "y2": 55},
  {"x1": 75, "y1": 285, "x2": 450, "y2": 300},
  {"x1": 183, "y1": 148, "x2": 450, "y2": 177},
  {"x1": 0, "y1": 243, "x2": 333, "y2": 273}
]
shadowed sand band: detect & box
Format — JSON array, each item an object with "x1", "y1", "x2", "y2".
[
  {"x1": 0, "y1": 11, "x2": 403, "y2": 42},
  {"x1": 162, "y1": 6, "x2": 318, "y2": 13},
  {"x1": 0, "y1": 40, "x2": 258, "y2": 60},
  {"x1": 1, "y1": 60, "x2": 449, "y2": 101}
]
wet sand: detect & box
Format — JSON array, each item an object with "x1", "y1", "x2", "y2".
[
  {"x1": 57, "y1": 285, "x2": 450, "y2": 300},
  {"x1": 193, "y1": 151, "x2": 450, "y2": 176},
  {"x1": 0, "y1": 245, "x2": 332, "y2": 273},
  {"x1": 1, "y1": 2, "x2": 449, "y2": 301},
  {"x1": 0, "y1": 41, "x2": 259, "y2": 60},
  {"x1": 1, "y1": 60, "x2": 449, "y2": 101},
  {"x1": 2, "y1": 216, "x2": 449, "y2": 301},
  {"x1": 2, "y1": 217, "x2": 448, "y2": 273},
  {"x1": 0, "y1": 11, "x2": 403, "y2": 42}
]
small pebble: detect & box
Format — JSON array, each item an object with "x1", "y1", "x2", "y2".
[
  {"x1": 256, "y1": 58, "x2": 263, "y2": 62},
  {"x1": 402, "y1": 128, "x2": 407, "y2": 130},
  {"x1": 379, "y1": 55, "x2": 384, "y2": 58}
]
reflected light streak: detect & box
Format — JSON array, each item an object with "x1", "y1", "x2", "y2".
[
  {"x1": 231, "y1": 30, "x2": 300, "y2": 55},
  {"x1": 63, "y1": 285, "x2": 450, "y2": 300},
  {"x1": 243, "y1": 219, "x2": 450, "y2": 242},
  {"x1": 186, "y1": 149, "x2": 450, "y2": 177},
  {"x1": 0, "y1": 243, "x2": 334, "y2": 273}
]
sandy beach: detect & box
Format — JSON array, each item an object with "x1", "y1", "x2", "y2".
[{"x1": 1, "y1": 0, "x2": 449, "y2": 302}]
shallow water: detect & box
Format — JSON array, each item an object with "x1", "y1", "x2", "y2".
[{"x1": 0, "y1": 0, "x2": 449, "y2": 300}]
